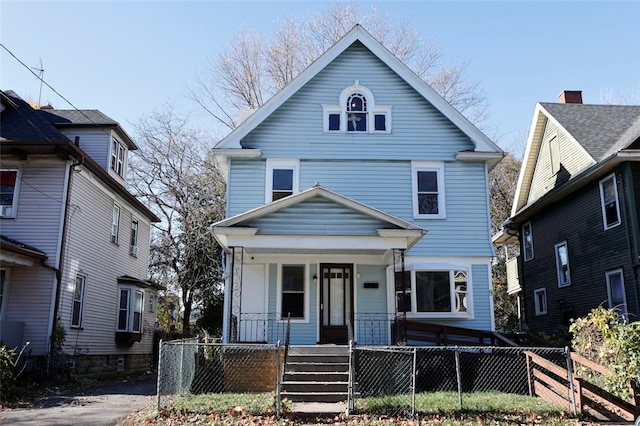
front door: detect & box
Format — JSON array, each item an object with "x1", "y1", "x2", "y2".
[{"x1": 320, "y1": 264, "x2": 353, "y2": 344}]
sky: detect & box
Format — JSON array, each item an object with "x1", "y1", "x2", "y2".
[{"x1": 2, "y1": 0, "x2": 639, "y2": 156}]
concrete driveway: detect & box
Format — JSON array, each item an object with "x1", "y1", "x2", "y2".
[{"x1": 0, "y1": 376, "x2": 156, "y2": 426}]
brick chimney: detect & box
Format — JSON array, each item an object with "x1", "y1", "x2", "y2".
[{"x1": 559, "y1": 90, "x2": 583, "y2": 104}]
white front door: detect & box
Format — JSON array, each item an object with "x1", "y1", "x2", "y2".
[{"x1": 239, "y1": 264, "x2": 267, "y2": 342}]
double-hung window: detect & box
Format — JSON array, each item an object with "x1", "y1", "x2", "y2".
[
  {"x1": 394, "y1": 269, "x2": 469, "y2": 316},
  {"x1": 71, "y1": 274, "x2": 86, "y2": 328},
  {"x1": 130, "y1": 218, "x2": 139, "y2": 257},
  {"x1": 265, "y1": 159, "x2": 299, "y2": 203},
  {"x1": 599, "y1": 174, "x2": 621, "y2": 230},
  {"x1": 111, "y1": 204, "x2": 121, "y2": 244},
  {"x1": 117, "y1": 287, "x2": 144, "y2": 333},
  {"x1": 555, "y1": 241, "x2": 571, "y2": 287},
  {"x1": 412, "y1": 161, "x2": 446, "y2": 219},
  {"x1": 605, "y1": 269, "x2": 627, "y2": 317},
  {"x1": 280, "y1": 265, "x2": 305, "y2": 319},
  {"x1": 534, "y1": 288, "x2": 547, "y2": 315},
  {"x1": 110, "y1": 137, "x2": 126, "y2": 178},
  {"x1": 522, "y1": 222, "x2": 534, "y2": 261},
  {"x1": 0, "y1": 168, "x2": 21, "y2": 218}
]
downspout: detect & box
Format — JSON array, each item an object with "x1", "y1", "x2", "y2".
[{"x1": 48, "y1": 155, "x2": 83, "y2": 359}]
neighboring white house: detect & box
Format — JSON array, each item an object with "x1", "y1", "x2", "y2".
[
  {"x1": 211, "y1": 26, "x2": 504, "y2": 346},
  {"x1": 0, "y1": 90, "x2": 162, "y2": 374}
]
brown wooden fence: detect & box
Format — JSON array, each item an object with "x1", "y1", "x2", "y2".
[{"x1": 525, "y1": 351, "x2": 640, "y2": 421}]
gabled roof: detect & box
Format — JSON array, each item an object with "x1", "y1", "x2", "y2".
[
  {"x1": 212, "y1": 184, "x2": 425, "y2": 253},
  {"x1": 510, "y1": 102, "x2": 640, "y2": 220},
  {"x1": 214, "y1": 25, "x2": 503, "y2": 156},
  {"x1": 0, "y1": 90, "x2": 70, "y2": 142}
]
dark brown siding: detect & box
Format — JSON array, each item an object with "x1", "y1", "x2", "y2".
[{"x1": 521, "y1": 167, "x2": 637, "y2": 334}]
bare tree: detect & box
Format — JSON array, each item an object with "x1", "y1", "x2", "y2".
[
  {"x1": 190, "y1": 1, "x2": 488, "y2": 132},
  {"x1": 489, "y1": 153, "x2": 522, "y2": 332},
  {"x1": 129, "y1": 107, "x2": 226, "y2": 335}
]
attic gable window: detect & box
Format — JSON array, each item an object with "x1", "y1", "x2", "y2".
[
  {"x1": 323, "y1": 82, "x2": 391, "y2": 133},
  {"x1": 111, "y1": 137, "x2": 126, "y2": 178}
]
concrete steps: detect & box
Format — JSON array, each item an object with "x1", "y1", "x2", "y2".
[{"x1": 282, "y1": 346, "x2": 349, "y2": 403}]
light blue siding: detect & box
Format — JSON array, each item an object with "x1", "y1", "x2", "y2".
[
  {"x1": 247, "y1": 197, "x2": 397, "y2": 235},
  {"x1": 355, "y1": 265, "x2": 387, "y2": 314},
  {"x1": 241, "y1": 43, "x2": 475, "y2": 160},
  {"x1": 228, "y1": 159, "x2": 265, "y2": 217}
]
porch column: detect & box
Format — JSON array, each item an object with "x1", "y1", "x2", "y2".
[
  {"x1": 228, "y1": 246, "x2": 244, "y2": 343},
  {"x1": 393, "y1": 248, "x2": 407, "y2": 345}
]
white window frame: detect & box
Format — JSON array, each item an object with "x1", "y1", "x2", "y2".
[
  {"x1": 322, "y1": 82, "x2": 392, "y2": 133},
  {"x1": 116, "y1": 286, "x2": 144, "y2": 333},
  {"x1": 276, "y1": 263, "x2": 309, "y2": 323},
  {"x1": 555, "y1": 241, "x2": 571, "y2": 287},
  {"x1": 0, "y1": 168, "x2": 22, "y2": 218},
  {"x1": 412, "y1": 161, "x2": 446, "y2": 219},
  {"x1": 71, "y1": 274, "x2": 86, "y2": 328},
  {"x1": 265, "y1": 159, "x2": 299, "y2": 203},
  {"x1": 394, "y1": 267, "x2": 471, "y2": 319},
  {"x1": 111, "y1": 204, "x2": 121, "y2": 244},
  {"x1": 605, "y1": 269, "x2": 628, "y2": 317},
  {"x1": 110, "y1": 137, "x2": 126, "y2": 178},
  {"x1": 522, "y1": 222, "x2": 534, "y2": 261},
  {"x1": 534, "y1": 287, "x2": 547, "y2": 315},
  {"x1": 0, "y1": 269, "x2": 9, "y2": 320},
  {"x1": 599, "y1": 174, "x2": 621, "y2": 230},
  {"x1": 549, "y1": 135, "x2": 560, "y2": 175},
  {"x1": 130, "y1": 218, "x2": 139, "y2": 257}
]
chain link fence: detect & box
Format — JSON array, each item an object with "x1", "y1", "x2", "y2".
[
  {"x1": 157, "y1": 339, "x2": 283, "y2": 413},
  {"x1": 157, "y1": 340, "x2": 574, "y2": 419},
  {"x1": 348, "y1": 345, "x2": 571, "y2": 417}
]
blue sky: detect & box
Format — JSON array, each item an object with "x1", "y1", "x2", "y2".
[{"x1": 2, "y1": 0, "x2": 639, "y2": 155}]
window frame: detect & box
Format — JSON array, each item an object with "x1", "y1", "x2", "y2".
[
  {"x1": 130, "y1": 218, "x2": 139, "y2": 257},
  {"x1": 111, "y1": 204, "x2": 121, "y2": 244},
  {"x1": 605, "y1": 269, "x2": 628, "y2": 317},
  {"x1": 522, "y1": 222, "x2": 534, "y2": 261},
  {"x1": 116, "y1": 286, "x2": 144, "y2": 333},
  {"x1": 322, "y1": 83, "x2": 392, "y2": 133},
  {"x1": 0, "y1": 168, "x2": 22, "y2": 219},
  {"x1": 555, "y1": 241, "x2": 571, "y2": 288},
  {"x1": 599, "y1": 174, "x2": 621, "y2": 230},
  {"x1": 549, "y1": 134, "x2": 560, "y2": 175},
  {"x1": 71, "y1": 273, "x2": 86, "y2": 328},
  {"x1": 265, "y1": 159, "x2": 299, "y2": 203},
  {"x1": 276, "y1": 264, "x2": 309, "y2": 323},
  {"x1": 393, "y1": 267, "x2": 471, "y2": 319},
  {"x1": 110, "y1": 137, "x2": 126, "y2": 178},
  {"x1": 411, "y1": 161, "x2": 446, "y2": 219},
  {"x1": 534, "y1": 287, "x2": 547, "y2": 315}
]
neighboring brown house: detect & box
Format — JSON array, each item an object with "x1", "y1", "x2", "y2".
[{"x1": 494, "y1": 91, "x2": 640, "y2": 334}]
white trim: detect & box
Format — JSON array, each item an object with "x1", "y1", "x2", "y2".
[
  {"x1": 411, "y1": 161, "x2": 446, "y2": 219},
  {"x1": 534, "y1": 287, "x2": 547, "y2": 315},
  {"x1": 71, "y1": 273, "x2": 86, "y2": 328},
  {"x1": 111, "y1": 203, "x2": 121, "y2": 245},
  {"x1": 214, "y1": 25, "x2": 502, "y2": 154},
  {"x1": 522, "y1": 221, "x2": 534, "y2": 261},
  {"x1": 321, "y1": 83, "x2": 392, "y2": 134},
  {"x1": 554, "y1": 241, "x2": 571, "y2": 288},
  {"x1": 599, "y1": 173, "x2": 622, "y2": 230},
  {"x1": 265, "y1": 159, "x2": 300, "y2": 204},
  {"x1": 276, "y1": 263, "x2": 310, "y2": 323},
  {"x1": 0, "y1": 166, "x2": 22, "y2": 218},
  {"x1": 605, "y1": 268, "x2": 628, "y2": 316},
  {"x1": 116, "y1": 285, "x2": 144, "y2": 333}
]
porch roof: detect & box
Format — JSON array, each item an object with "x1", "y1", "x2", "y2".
[
  {"x1": 0, "y1": 235, "x2": 48, "y2": 267},
  {"x1": 212, "y1": 185, "x2": 426, "y2": 254}
]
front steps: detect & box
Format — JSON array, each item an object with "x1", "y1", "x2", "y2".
[{"x1": 281, "y1": 345, "x2": 349, "y2": 403}]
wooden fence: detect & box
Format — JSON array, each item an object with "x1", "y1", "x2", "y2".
[{"x1": 525, "y1": 351, "x2": 639, "y2": 421}]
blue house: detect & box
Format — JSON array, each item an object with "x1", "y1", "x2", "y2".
[{"x1": 212, "y1": 25, "x2": 504, "y2": 345}]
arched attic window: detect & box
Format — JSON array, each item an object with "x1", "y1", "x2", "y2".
[{"x1": 322, "y1": 82, "x2": 391, "y2": 133}]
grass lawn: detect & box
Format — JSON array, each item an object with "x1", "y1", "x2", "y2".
[{"x1": 129, "y1": 391, "x2": 594, "y2": 425}]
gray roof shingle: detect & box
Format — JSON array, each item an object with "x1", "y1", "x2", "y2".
[
  {"x1": 540, "y1": 103, "x2": 640, "y2": 162},
  {"x1": 0, "y1": 90, "x2": 70, "y2": 142}
]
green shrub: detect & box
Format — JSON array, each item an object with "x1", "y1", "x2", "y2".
[
  {"x1": 570, "y1": 307, "x2": 640, "y2": 399},
  {"x1": 0, "y1": 342, "x2": 30, "y2": 402}
]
